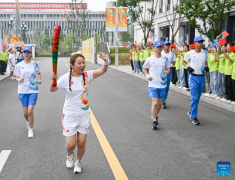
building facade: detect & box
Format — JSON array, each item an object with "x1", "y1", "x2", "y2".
[
  {"x1": 133, "y1": 0, "x2": 235, "y2": 46},
  {"x1": 0, "y1": 2, "x2": 107, "y2": 45}
]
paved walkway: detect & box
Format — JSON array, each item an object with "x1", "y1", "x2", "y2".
[
  {"x1": 0, "y1": 64, "x2": 10, "y2": 82},
  {"x1": 109, "y1": 65, "x2": 235, "y2": 113}
]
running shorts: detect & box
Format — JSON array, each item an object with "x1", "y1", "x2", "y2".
[
  {"x1": 18, "y1": 93, "x2": 38, "y2": 107},
  {"x1": 62, "y1": 113, "x2": 91, "y2": 136},
  {"x1": 148, "y1": 87, "x2": 166, "y2": 99}
]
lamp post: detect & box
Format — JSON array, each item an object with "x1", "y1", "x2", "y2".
[
  {"x1": 21, "y1": 22, "x2": 29, "y2": 43},
  {"x1": 8, "y1": 15, "x2": 15, "y2": 43}
]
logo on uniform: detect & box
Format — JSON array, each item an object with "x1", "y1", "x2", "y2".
[
  {"x1": 71, "y1": 81, "x2": 74, "y2": 85},
  {"x1": 66, "y1": 129, "x2": 69, "y2": 132},
  {"x1": 152, "y1": 62, "x2": 155, "y2": 64}
]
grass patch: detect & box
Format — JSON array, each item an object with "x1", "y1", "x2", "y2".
[{"x1": 110, "y1": 53, "x2": 130, "y2": 65}]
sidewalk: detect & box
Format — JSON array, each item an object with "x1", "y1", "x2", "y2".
[
  {"x1": 109, "y1": 65, "x2": 235, "y2": 113},
  {"x1": 0, "y1": 64, "x2": 10, "y2": 82}
]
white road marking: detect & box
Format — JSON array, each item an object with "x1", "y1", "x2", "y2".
[{"x1": 0, "y1": 150, "x2": 11, "y2": 173}]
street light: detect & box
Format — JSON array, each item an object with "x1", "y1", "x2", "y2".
[
  {"x1": 8, "y1": 15, "x2": 15, "y2": 42},
  {"x1": 21, "y1": 21, "x2": 29, "y2": 43}
]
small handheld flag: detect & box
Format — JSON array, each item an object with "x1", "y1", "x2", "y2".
[
  {"x1": 179, "y1": 36, "x2": 184, "y2": 43},
  {"x1": 218, "y1": 39, "x2": 227, "y2": 46},
  {"x1": 213, "y1": 39, "x2": 219, "y2": 46},
  {"x1": 230, "y1": 46, "x2": 235, "y2": 52},
  {"x1": 222, "y1": 31, "x2": 229, "y2": 38},
  {"x1": 190, "y1": 44, "x2": 195, "y2": 49},
  {"x1": 154, "y1": 35, "x2": 157, "y2": 41}
]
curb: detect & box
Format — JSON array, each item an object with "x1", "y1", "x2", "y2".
[
  {"x1": 109, "y1": 66, "x2": 235, "y2": 113},
  {"x1": 0, "y1": 73, "x2": 10, "y2": 83}
]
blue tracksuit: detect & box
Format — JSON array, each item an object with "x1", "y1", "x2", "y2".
[
  {"x1": 188, "y1": 74, "x2": 205, "y2": 118},
  {"x1": 163, "y1": 68, "x2": 172, "y2": 103}
]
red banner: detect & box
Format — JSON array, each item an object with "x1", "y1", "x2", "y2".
[{"x1": 0, "y1": 3, "x2": 87, "y2": 9}]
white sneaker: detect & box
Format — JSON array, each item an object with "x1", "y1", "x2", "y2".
[
  {"x1": 221, "y1": 98, "x2": 227, "y2": 101},
  {"x1": 203, "y1": 93, "x2": 210, "y2": 96},
  {"x1": 208, "y1": 94, "x2": 214, "y2": 98},
  {"x1": 215, "y1": 97, "x2": 221, "y2": 100},
  {"x1": 213, "y1": 95, "x2": 218, "y2": 98},
  {"x1": 28, "y1": 130, "x2": 33, "y2": 138},
  {"x1": 74, "y1": 162, "x2": 82, "y2": 173},
  {"x1": 66, "y1": 153, "x2": 74, "y2": 168},
  {"x1": 182, "y1": 87, "x2": 188, "y2": 90},
  {"x1": 26, "y1": 122, "x2": 29, "y2": 130},
  {"x1": 178, "y1": 86, "x2": 182, "y2": 88},
  {"x1": 226, "y1": 100, "x2": 231, "y2": 103}
]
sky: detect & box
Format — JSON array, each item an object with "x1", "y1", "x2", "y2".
[{"x1": 5, "y1": 0, "x2": 115, "y2": 11}]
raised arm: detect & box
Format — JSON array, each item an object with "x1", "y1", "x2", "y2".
[
  {"x1": 93, "y1": 52, "x2": 109, "y2": 79},
  {"x1": 223, "y1": 52, "x2": 233, "y2": 61}
]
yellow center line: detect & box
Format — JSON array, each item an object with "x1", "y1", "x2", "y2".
[{"x1": 90, "y1": 109, "x2": 128, "y2": 180}]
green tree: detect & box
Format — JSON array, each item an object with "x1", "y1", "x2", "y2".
[
  {"x1": 118, "y1": 0, "x2": 158, "y2": 45},
  {"x1": 162, "y1": 0, "x2": 184, "y2": 44},
  {"x1": 82, "y1": 33, "x2": 89, "y2": 41},
  {"x1": 118, "y1": 31, "x2": 134, "y2": 43},
  {"x1": 94, "y1": 32, "x2": 101, "y2": 53},
  {"x1": 65, "y1": 0, "x2": 90, "y2": 47},
  {"x1": 174, "y1": 0, "x2": 235, "y2": 42}
]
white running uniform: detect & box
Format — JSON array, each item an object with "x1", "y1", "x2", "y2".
[
  {"x1": 57, "y1": 71, "x2": 93, "y2": 136},
  {"x1": 161, "y1": 51, "x2": 176, "y2": 65},
  {"x1": 184, "y1": 50, "x2": 208, "y2": 75},
  {"x1": 14, "y1": 61, "x2": 40, "y2": 94},
  {"x1": 9, "y1": 53, "x2": 16, "y2": 71},
  {"x1": 57, "y1": 71, "x2": 93, "y2": 116},
  {"x1": 143, "y1": 55, "x2": 171, "y2": 88}
]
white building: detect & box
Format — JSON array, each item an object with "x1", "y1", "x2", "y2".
[
  {"x1": 133, "y1": 0, "x2": 235, "y2": 46},
  {"x1": 0, "y1": 2, "x2": 107, "y2": 45}
]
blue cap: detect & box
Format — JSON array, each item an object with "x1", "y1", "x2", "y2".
[
  {"x1": 16, "y1": 45, "x2": 19, "y2": 48},
  {"x1": 153, "y1": 41, "x2": 163, "y2": 47},
  {"x1": 164, "y1": 41, "x2": 170, "y2": 45},
  {"x1": 22, "y1": 46, "x2": 32, "y2": 52},
  {"x1": 194, "y1": 36, "x2": 205, "y2": 42}
]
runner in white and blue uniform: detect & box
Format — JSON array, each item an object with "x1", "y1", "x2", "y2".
[
  {"x1": 142, "y1": 41, "x2": 171, "y2": 130},
  {"x1": 161, "y1": 41, "x2": 176, "y2": 109},
  {"x1": 183, "y1": 36, "x2": 209, "y2": 125}
]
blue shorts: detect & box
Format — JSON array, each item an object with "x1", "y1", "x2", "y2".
[
  {"x1": 18, "y1": 93, "x2": 38, "y2": 107},
  {"x1": 148, "y1": 87, "x2": 166, "y2": 99}
]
